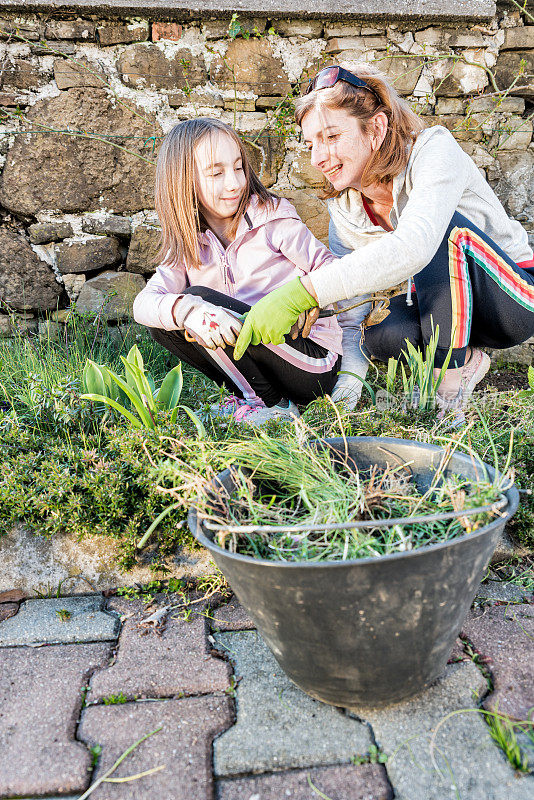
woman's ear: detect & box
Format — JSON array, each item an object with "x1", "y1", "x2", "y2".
[{"x1": 371, "y1": 111, "x2": 388, "y2": 150}]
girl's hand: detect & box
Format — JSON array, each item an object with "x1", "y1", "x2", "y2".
[
  {"x1": 234, "y1": 278, "x2": 318, "y2": 360},
  {"x1": 183, "y1": 302, "x2": 243, "y2": 350}
]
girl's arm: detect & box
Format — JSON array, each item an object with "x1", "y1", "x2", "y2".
[
  {"x1": 132, "y1": 261, "x2": 188, "y2": 330},
  {"x1": 307, "y1": 127, "x2": 469, "y2": 307},
  {"x1": 266, "y1": 213, "x2": 336, "y2": 277}
]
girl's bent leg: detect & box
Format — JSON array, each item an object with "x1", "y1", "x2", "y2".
[{"x1": 148, "y1": 286, "x2": 340, "y2": 407}]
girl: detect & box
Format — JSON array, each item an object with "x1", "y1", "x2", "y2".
[
  {"x1": 132, "y1": 117, "x2": 342, "y2": 425},
  {"x1": 236, "y1": 64, "x2": 534, "y2": 422}
]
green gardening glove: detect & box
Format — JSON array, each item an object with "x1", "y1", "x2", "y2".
[{"x1": 233, "y1": 278, "x2": 318, "y2": 360}]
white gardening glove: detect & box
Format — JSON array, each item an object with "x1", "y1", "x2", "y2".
[{"x1": 183, "y1": 301, "x2": 243, "y2": 350}]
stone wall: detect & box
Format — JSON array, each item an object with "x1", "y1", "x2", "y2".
[{"x1": 0, "y1": 2, "x2": 533, "y2": 360}]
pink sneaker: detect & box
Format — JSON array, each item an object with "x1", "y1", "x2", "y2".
[
  {"x1": 234, "y1": 399, "x2": 301, "y2": 426},
  {"x1": 460, "y1": 349, "x2": 491, "y2": 406}
]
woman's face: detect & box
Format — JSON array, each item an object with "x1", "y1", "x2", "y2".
[{"x1": 301, "y1": 106, "x2": 375, "y2": 192}]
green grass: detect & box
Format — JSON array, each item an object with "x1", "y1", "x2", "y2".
[{"x1": 0, "y1": 315, "x2": 532, "y2": 570}]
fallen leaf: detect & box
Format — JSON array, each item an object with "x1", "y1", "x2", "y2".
[{"x1": 0, "y1": 589, "x2": 26, "y2": 604}]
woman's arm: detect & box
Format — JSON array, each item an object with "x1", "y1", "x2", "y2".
[{"x1": 308, "y1": 127, "x2": 469, "y2": 307}]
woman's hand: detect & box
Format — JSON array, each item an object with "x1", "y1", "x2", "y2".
[{"x1": 233, "y1": 278, "x2": 318, "y2": 360}]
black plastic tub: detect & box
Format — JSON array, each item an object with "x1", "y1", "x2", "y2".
[{"x1": 188, "y1": 436, "x2": 519, "y2": 708}]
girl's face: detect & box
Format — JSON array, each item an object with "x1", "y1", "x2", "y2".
[
  {"x1": 194, "y1": 132, "x2": 247, "y2": 227},
  {"x1": 301, "y1": 106, "x2": 375, "y2": 192}
]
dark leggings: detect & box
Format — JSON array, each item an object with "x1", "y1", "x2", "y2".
[
  {"x1": 148, "y1": 286, "x2": 341, "y2": 407},
  {"x1": 365, "y1": 211, "x2": 534, "y2": 368}
]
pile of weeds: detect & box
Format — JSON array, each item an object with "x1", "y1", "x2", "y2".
[{"x1": 192, "y1": 425, "x2": 509, "y2": 562}]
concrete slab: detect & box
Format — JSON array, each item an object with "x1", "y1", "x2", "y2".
[
  {"x1": 88, "y1": 597, "x2": 231, "y2": 702},
  {"x1": 0, "y1": 643, "x2": 111, "y2": 797},
  {"x1": 217, "y1": 764, "x2": 393, "y2": 799},
  {"x1": 0, "y1": 596, "x2": 119, "y2": 646},
  {"x1": 78, "y1": 695, "x2": 233, "y2": 800},
  {"x1": 0, "y1": 522, "x2": 213, "y2": 596},
  {"x1": 462, "y1": 604, "x2": 534, "y2": 721},
  {"x1": 211, "y1": 596, "x2": 256, "y2": 631},
  {"x1": 350, "y1": 661, "x2": 534, "y2": 800},
  {"x1": 0, "y1": 0, "x2": 497, "y2": 22},
  {"x1": 213, "y1": 631, "x2": 372, "y2": 777}
]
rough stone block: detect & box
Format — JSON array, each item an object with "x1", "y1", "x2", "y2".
[
  {"x1": 75, "y1": 270, "x2": 145, "y2": 319},
  {"x1": 210, "y1": 38, "x2": 290, "y2": 96},
  {"x1": 414, "y1": 26, "x2": 486, "y2": 48},
  {"x1": 126, "y1": 224, "x2": 161, "y2": 273},
  {"x1": 273, "y1": 20, "x2": 324, "y2": 38},
  {"x1": 31, "y1": 41, "x2": 76, "y2": 56},
  {"x1": 242, "y1": 129, "x2": 285, "y2": 188},
  {"x1": 79, "y1": 695, "x2": 233, "y2": 800},
  {"x1": 378, "y1": 55, "x2": 424, "y2": 95},
  {"x1": 88, "y1": 596, "x2": 231, "y2": 701},
  {"x1": 28, "y1": 221, "x2": 74, "y2": 244},
  {"x1": 56, "y1": 237, "x2": 121, "y2": 274},
  {"x1": 489, "y1": 150, "x2": 534, "y2": 226},
  {"x1": 168, "y1": 89, "x2": 224, "y2": 108},
  {"x1": 325, "y1": 37, "x2": 366, "y2": 54},
  {"x1": 503, "y1": 26, "x2": 534, "y2": 50},
  {"x1": 280, "y1": 189, "x2": 329, "y2": 244},
  {"x1": 494, "y1": 51, "x2": 534, "y2": 98},
  {"x1": 0, "y1": 88, "x2": 159, "y2": 215},
  {"x1": 0, "y1": 313, "x2": 38, "y2": 337},
  {"x1": 54, "y1": 58, "x2": 106, "y2": 90},
  {"x1": 431, "y1": 52, "x2": 489, "y2": 96},
  {"x1": 0, "y1": 90, "x2": 22, "y2": 106},
  {"x1": 223, "y1": 97, "x2": 256, "y2": 112},
  {"x1": 202, "y1": 17, "x2": 266, "y2": 40},
  {"x1": 324, "y1": 23, "x2": 361, "y2": 38},
  {"x1": 350, "y1": 661, "x2": 534, "y2": 800},
  {"x1": 213, "y1": 631, "x2": 371, "y2": 776},
  {"x1": 62, "y1": 272, "x2": 86, "y2": 300},
  {"x1": 289, "y1": 148, "x2": 324, "y2": 188},
  {"x1": 425, "y1": 113, "x2": 483, "y2": 142},
  {"x1": 96, "y1": 22, "x2": 149, "y2": 46},
  {"x1": 45, "y1": 20, "x2": 96, "y2": 40},
  {"x1": 0, "y1": 643, "x2": 111, "y2": 797},
  {"x1": 0, "y1": 228, "x2": 62, "y2": 311},
  {"x1": 211, "y1": 596, "x2": 256, "y2": 631},
  {"x1": 462, "y1": 604, "x2": 534, "y2": 720},
  {"x1": 3, "y1": 58, "x2": 47, "y2": 90},
  {"x1": 255, "y1": 95, "x2": 286, "y2": 109},
  {"x1": 118, "y1": 43, "x2": 206, "y2": 90},
  {"x1": 0, "y1": 596, "x2": 119, "y2": 646},
  {"x1": 435, "y1": 97, "x2": 465, "y2": 114},
  {"x1": 497, "y1": 115, "x2": 533, "y2": 150},
  {"x1": 217, "y1": 764, "x2": 393, "y2": 800},
  {"x1": 81, "y1": 215, "x2": 132, "y2": 237},
  {"x1": 0, "y1": 18, "x2": 43, "y2": 40},
  {"x1": 468, "y1": 94, "x2": 525, "y2": 113},
  {"x1": 152, "y1": 21, "x2": 182, "y2": 41}
]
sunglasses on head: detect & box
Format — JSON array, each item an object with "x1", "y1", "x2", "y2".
[{"x1": 305, "y1": 66, "x2": 381, "y2": 104}]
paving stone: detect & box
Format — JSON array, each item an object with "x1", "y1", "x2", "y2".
[
  {"x1": 217, "y1": 763, "x2": 392, "y2": 799},
  {"x1": 0, "y1": 642, "x2": 111, "y2": 797},
  {"x1": 475, "y1": 579, "x2": 531, "y2": 604},
  {"x1": 88, "y1": 597, "x2": 231, "y2": 702},
  {"x1": 461, "y1": 604, "x2": 534, "y2": 721},
  {"x1": 211, "y1": 596, "x2": 256, "y2": 631},
  {"x1": 350, "y1": 661, "x2": 534, "y2": 800},
  {"x1": 213, "y1": 631, "x2": 371, "y2": 777},
  {"x1": 0, "y1": 596, "x2": 119, "y2": 646},
  {"x1": 78, "y1": 695, "x2": 233, "y2": 800}
]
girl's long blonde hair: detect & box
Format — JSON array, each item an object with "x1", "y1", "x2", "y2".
[
  {"x1": 155, "y1": 118, "x2": 277, "y2": 269},
  {"x1": 294, "y1": 63, "x2": 425, "y2": 196}
]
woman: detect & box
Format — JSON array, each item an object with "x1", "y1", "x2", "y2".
[{"x1": 234, "y1": 64, "x2": 534, "y2": 417}]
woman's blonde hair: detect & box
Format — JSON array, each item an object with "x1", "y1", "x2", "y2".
[
  {"x1": 294, "y1": 63, "x2": 425, "y2": 196},
  {"x1": 155, "y1": 118, "x2": 277, "y2": 269}
]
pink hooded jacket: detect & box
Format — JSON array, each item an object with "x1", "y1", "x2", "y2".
[{"x1": 132, "y1": 195, "x2": 342, "y2": 354}]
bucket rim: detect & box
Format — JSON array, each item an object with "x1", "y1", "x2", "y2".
[{"x1": 187, "y1": 435, "x2": 520, "y2": 569}]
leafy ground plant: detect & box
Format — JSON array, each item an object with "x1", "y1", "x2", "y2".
[{"x1": 194, "y1": 425, "x2": 507, "y2": 562}]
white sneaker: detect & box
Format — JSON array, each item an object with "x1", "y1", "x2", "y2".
[
  {"x1": 235, "y1": 399, "x2": 301, "y2": 426},
  {"x1": 208, "y1": 395, "x2": 263, "y2": 420}
]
